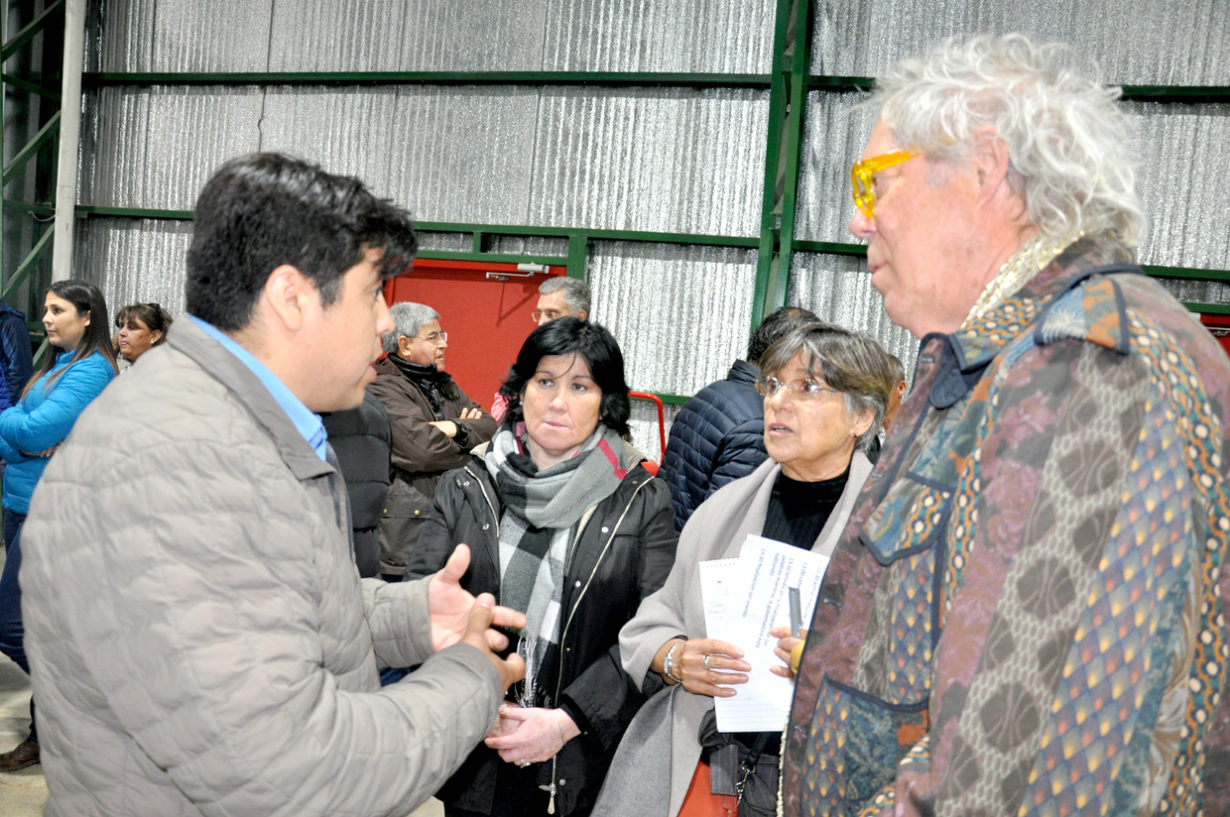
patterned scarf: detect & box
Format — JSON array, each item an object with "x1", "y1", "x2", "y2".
[{"x1": 484, "y1": 422, "x2": 627, "y2": 705}]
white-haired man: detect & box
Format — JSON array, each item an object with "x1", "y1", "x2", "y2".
[{"x1": 781, "y1": 35, "x2": 1230, "y2": 817}]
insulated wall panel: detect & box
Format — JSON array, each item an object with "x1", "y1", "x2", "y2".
[
  {"x1": 793, "y1": 92, "x2": 875, "y2": 244},
  {"x1": 487, "y1": 236, "x2": 570, "y2": 258},
  {"x1": 788, "y1": 253, "x2": 919, "y2": 378},
  {"x1": 78, "y1": 86, "x2": 265, "y2": 208},
  {"x1": 810, "y1": 0, "x2": 1228, "y2": 84},
  {"x1": 72, "y1": 218, "x2": 193, "y2": 318},
  {"x1": 586, "y1": 242, "x2": 759, "y2": 397},
  {"x1": 1132, "y1": 103, "x2": 1230, "y2": 270},
  {"x1": 79, "y1": 85, "x2": 768, "y2": 237},
  {"x1": 88, "y1": 0, "x2": 776, "y2": 74},
  {"x1": 86, "y1": 0, "x2": 274, "y2": 72},
  {"x1": 523, "y1": 88, "x2": 766, "y2": 235}
]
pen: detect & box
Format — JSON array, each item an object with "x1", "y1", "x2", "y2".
[{"x1": 788, "y1": 586, "x2": 802, "y2": 638}]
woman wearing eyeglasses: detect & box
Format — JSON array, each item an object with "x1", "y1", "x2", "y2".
[{"x1": 602, "y1": 321, "x2": 894, "y2": 817}]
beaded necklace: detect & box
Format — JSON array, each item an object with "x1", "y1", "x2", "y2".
[{"x1": 962, "y1": 230, "x2": 1085, "y2": 327}]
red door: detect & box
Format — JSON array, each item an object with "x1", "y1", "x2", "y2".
[
  {"x1": 1200, "y1": 313, "x2": 1230, "y2": 359},
  {"x1": 384, "y1": 259, "x2": 567, "y2": 410}
]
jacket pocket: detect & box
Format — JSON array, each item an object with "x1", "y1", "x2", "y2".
[
  {"x1": 811, "y1": 677, "x2": 929, "y2": 811},
  {"x1": 378, "y1": 480, "x2": 434, "y2": 571},
  {"x1": 859, "y1": 473, "x2": 953, "y2": 565}
]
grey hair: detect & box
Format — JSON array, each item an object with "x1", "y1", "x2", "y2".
[
  {"x1": 869, "y1": 33, "x2": 1145, "y2": 248},
  {"x1": 887, "y1": 353, "x2": 906, "y2": 384},
  {"x1": 383, "y1": 301, "x2": 439, "y2": 355},
  {"x1": 758, "y1": 323, "x2": 895, "y2": 453},
  {"x1": 538, "y1": 276, "x2": 592, "y2": 317}
]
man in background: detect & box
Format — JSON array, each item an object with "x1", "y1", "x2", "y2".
[
  {"x1": 492, "y1": 276, "x2": 593, "y2": 421},
  {"x1": 369, "y1": 302, "x2": 496, "y2": 579},
  {"x1": 533, "y1": 276, "x2": 590, "y2": 326}
]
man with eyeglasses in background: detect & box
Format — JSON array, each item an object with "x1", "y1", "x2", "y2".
[
  {"x1": 369, "y1": 302, "x2": 496, "y2": 581},
  {"x1": 491, "y1": 276, "x2": 594, "y2": 421},
  {"x1": 532, "y1": 275, "x2": 590, "y2": 326}
]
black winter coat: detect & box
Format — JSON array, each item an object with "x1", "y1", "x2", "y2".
[
  {"x1": 659, "y1": 359, "x2": 768, "y2": 531},
  {"x1": 406, "y1": 449, "x2": 677, "y2": 817},
  {"x1": 321, "y1": 391, "x2": 391, "y2": 578}
]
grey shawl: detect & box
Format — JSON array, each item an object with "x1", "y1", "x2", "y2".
[{"x1": 595, "y1": 452, "x2": 873, "y2": 817}]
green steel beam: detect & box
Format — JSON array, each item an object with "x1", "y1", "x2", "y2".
[
  {"x1": 805, "y1": 76, "x2": 873, "y2": 92},
  {"x1": 82, "y1": 70, "x2": 772, "y2": 90},
  {"x1": 71, "y1": 205, "x2": 1230, "y2": 288},
  {"x1": 2, "y1": 109, "x2": 59, "y2": 184},
  {"x1": 76, "y1": 204, "x2": 193, "y2": 219},
  {"x1": 645, "y1": 392, "x2": 690, "y2": 406},
  {"x1": 2, "y1": 198, "x2": 55, "y2": 217},
  {"x1": 2, "y1": 71, "x2": 61, "y2": 101},
  {"x1": 1184, "y1": 302, "x2": 1230, "y2": 316},
  {"x1": 417, "y1": 221, "x2": 758, "y2": 248},
  {"x1": 1120, "y1": 86, "x2": 1230, "y2": 103},
  {"x1": 749, "y1": 0, "x2": 795, "y2": 330},
  {"x1": 416, "y1": 250, "x2": 568, "y2": 267},
  {"x1": 803, "y1": 75, "x2": 1230, "y2": 104},
  {"x1": 1140, "y1": 264, "x2": 1230, "y2": 282},
  {"x1": 75, "y1": 206, "x2": 760, "y2": 250},
  {"x1": 774, "y1": 0, "x2": 813, "y2": 318},
  {"x1": 0, "y1": 0, "x2": 62, "y2": 62},
  {"x1": 793, "y1": 240, "x2": 869, "y2": 257},
  {"x1": 31, "y1": 337, "x2": 49, "y2": 369},
  {"x1": 566, "y1": 235, "x2": 587, "y2": 281},
  {"x1": 1, "y1": 225, "x2": 53, "y2": 302}
]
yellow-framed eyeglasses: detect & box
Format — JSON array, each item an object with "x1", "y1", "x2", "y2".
[{"x1": 850, "y1": 150, "x2": 918, "y2": 220}]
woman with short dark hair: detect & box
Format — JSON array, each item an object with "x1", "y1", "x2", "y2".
[
  {"x1": 407, "y1": 317, "x2": 677, "y2": 817},
  {"x1": 0, "y1": 279, "x2": 117, "y2": 770}
]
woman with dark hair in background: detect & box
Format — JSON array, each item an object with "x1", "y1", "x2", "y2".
[
  {"x1": 407, "y1": 317, "x2": 677, "y2": 817},
  {"x1": 114, "y1": 301, "x2": 173, "y2": 367},
  {"x1": 0, "y1": 279, "x2": 116, "y2": 770}
]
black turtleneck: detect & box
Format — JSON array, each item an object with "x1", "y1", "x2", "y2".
[{"x1": 760, "y1": 467, "x2": 850, "y2": 550}]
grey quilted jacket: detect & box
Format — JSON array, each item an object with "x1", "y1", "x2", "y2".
[{"x1": 20, "y1": 319, "x2": 503, "y2": 817}]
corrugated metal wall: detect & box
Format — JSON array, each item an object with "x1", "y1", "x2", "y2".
[
  {"x1": 74, "y1": 0, "x2": 1228, "y2": 459},
  {"x1": 795, "y1": 0, "x2": 1230, "y2": 375}
]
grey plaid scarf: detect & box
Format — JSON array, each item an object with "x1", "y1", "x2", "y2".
[{"x1": 484, "y1": 422, "x2": 627, "y2": 704}]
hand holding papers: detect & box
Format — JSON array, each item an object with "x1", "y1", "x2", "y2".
[{"x1": 699, "y1": 534, "x2": 830, "y2": 732}]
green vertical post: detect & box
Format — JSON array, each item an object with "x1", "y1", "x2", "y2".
[
  {"x1": 750, "y1": 0, "x2": 812, "y2": 337},
  {"x1": 566, "y1": 233, "x2": 587, "y2": 281}
]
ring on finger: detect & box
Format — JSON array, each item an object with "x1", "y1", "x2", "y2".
[
  {"x1": 703, "y1": 654, "x2": 712, "y2": 670},
  {"x1": 517, "y1": 759, "x2": 531, "y2": 768}
]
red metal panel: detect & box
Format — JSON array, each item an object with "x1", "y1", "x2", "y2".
[
  {"x1": 1199, "y1": 313, "x2": 1230, "y2": 359},
  {"x1": 384, "y1": 259, "x2": 564, "y2": 410}
]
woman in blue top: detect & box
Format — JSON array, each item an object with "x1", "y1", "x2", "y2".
[{"x1": 0, "y1": 279, "x2": 116, "y2": 770}]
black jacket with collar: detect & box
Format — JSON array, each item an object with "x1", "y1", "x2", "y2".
[{"x1": 406, "y1": 444, "x2": 677, "y2": 817}]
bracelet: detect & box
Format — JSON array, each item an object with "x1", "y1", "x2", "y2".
[
  {"x1": 555, "y1": 710, "x2": 567, "y2": 744},
  {"x1": 663, "y1": 639, "x2": 685, "y2": 683}
]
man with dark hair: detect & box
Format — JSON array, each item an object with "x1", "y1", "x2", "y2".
[
  {"x1": 19, "y1": 153, "x2": 526, "y2": 816},
  {"x1": 659, "y1": 306, "x2": 818, "y2": 531}
]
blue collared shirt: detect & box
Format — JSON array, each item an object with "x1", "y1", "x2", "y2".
[{"x1": 188, "y1": 315, "x2": 328, "y2": 460}]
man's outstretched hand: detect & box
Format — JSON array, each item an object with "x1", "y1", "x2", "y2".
[{"x1": 428, "y1": 544, "x2": 526, "y2": 692}]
